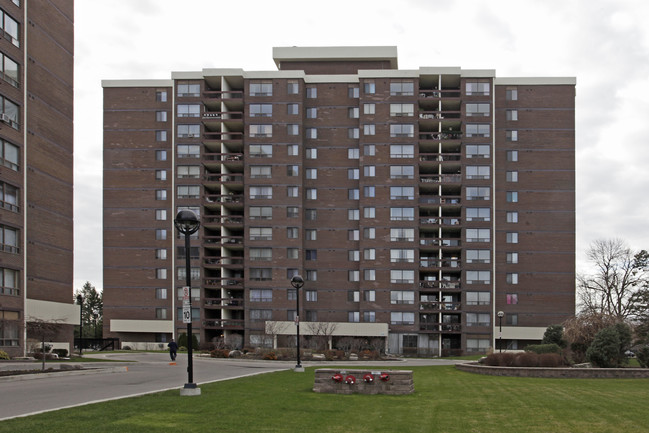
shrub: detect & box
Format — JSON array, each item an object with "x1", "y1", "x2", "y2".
[
  {"x1": 542, "y1": 325, "x2": 567, "y2": 348},
  {"x1": 262, "y1": 351, "x2": 277, "y2": 360},
  {"x1": 587, "y1": 326, "x2": 622, "y2": 368},
  {"x1": 178, "y1": 333, "x2": 199, "y2": 350},
  {"x1": 485, "y1": 352, "x2": 567, "y2": 367},
  {"x1": 0, "y1": 350, "x2": 9, "y2": 360},
  {"x1": 484, "y1": 352, "x2": 516, "y2": 366},
  {"x1": 537, "y1": 353, "x2": 564, "y2": 367},
  {"x1": 210, "y1": 348, "x2": 230, "y2": 358},
  {"x1": 526, "y1": 343, "x2": 562, "y2": 354},
  {"x1": 53, "y1": 349, "x2": 68, "y2": 358},
  {"x1": 637, "y1": 346, "x2": 649, "y2": 368}
]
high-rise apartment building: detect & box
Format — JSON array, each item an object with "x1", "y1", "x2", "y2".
[
  {"x1": 103, "y1": 46, "x2": 574, "y2": 355},
  {"x1": 0, "y1": 0, "x2": 75, "y2": 357}
]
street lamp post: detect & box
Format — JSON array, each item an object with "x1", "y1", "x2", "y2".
[
  {"x1": 76, "y1": 295, "x2": 83, "y2": 356},
  {"x1": 497, "y1": 311, "x2": 504, "y2": 353},
  {"x1": 174, "y1": 210, "x2": 201, "y2": 395},
  {"x1": 290, "y1": 275, "x2": 304, "y2": 372},
  {"x1": 93, "y1": 311, "x2": 99, "y2": 339}
]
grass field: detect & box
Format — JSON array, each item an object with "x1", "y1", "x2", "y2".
[{"x1": 1, "y1": 365, "x2": 648, "y2": 433}]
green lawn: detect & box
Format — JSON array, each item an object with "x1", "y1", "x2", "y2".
[{"x1": 2, "y1": 365, "x2": 648, "y2": 433}]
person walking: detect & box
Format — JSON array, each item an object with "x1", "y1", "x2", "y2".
[{"x1": 167, "y1": 339, "x2": 178, "y2": 361}]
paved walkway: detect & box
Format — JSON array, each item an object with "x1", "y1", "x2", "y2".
[{"x1": 0, "y1": 352, "x2": 461, "y2": 420}]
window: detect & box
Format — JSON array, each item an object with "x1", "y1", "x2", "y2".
[
  {"x1": 0, "y1": 54, "x2": 18, "y2": 87},
  {"x1": 305, "y1": 290, "x2": 318, "y2": 302},
  {"x1": 506, "y1": 191, "x2": 518, "y2": 203},
  {"x1": 155, "y1": 248, "x2": 167, "y2": 260},
  {"x1": 364, "y1": 269, "x2": 376, "y2": 281},
  {"x1": 466, "y1": 313, "x2": 490, "y2": 327},
  {"x1": 390, "y1": 270, "x2": 415, "y2": 284},
  {"x1": 467, "y1": 338, "x2": 491, "y2": 352},
  {"x1": 155, "y1": 308, "x2": 167, "y2": 320},
  {"x1": 466, "y1": 292, "x2": 490, "y2": 306},
  {"x1": 390, "y1": 312, "x2": 415, "y2": 325},
  {"x1": 249, "y1": 125, "x2": 272, "y2": 138},
  {"x1": 363, "y1": 227, "x2": 375, "y2": 239},
  {"x1": 0, "y1": 268, "x2": 18, "y2": 296},
  {"x1": 306, "y1": 128, "x2": 317, "y2": 139},
  {"x1": 306, "y1": 107, "x2": 317, "y2": 119},
  {"x1": 177, "y1": 267, "x2": 201, "y2": 281},
  {"x1": 506, "y1": 232, "x2": 519, "y2": 244},
  {"x1": 507, "y1": 150, "x2": 518, "y2": 162},
  {"x1": 0, "y1": 10, "x2": 20, "y2": 47},
  {"x1": 348, "y1": 270, "x2": 360, "y2": 281},
  {"x1": 506, "y1": 109, "x2": 518, "y2": 121},
  {"x1": 0, "y1": 182, "x2": 18, "y2": 212},
  {"x1": 177, "y1": 165, "x2": 200, "y2": 179},
  {"x1": 390, "y1": 81, "x2": 414, "y2": 96},
  {"x1": 287, "y1": 124, "x2": 299, "y2": 136},
  {"x1": 286, "y1": 165, "x2": 298, "y2": 177},
  {"x1": 155, "y1": 190, "x2": 167, "y2": 201},
  {"x1": 348, "y1": 128, "x2": 360, "y2": 139},
  {"x1": 507, "y1": 252, "x2": 519, "y2": 264},
  {"x1": 250, "y1": 227, "x2": 272, "y2": 241},
  {"x1": 348, "y1": 311, "x2": 360, "y2": 323},
  {"x1": 250, "y1": 248, "x2": 272, "y2": 261},
  {"x1": 249, "y1": 268, "x2": 272, "y2": 281},
  {"x1": 348, "y1": 169, "x2": 359, "y2": 180},
  {"x1": 466, "y1": 103, "x2": 490, "y2": 117},
  {"x1": 506, "y1": 130, "x2": 518, "y2": 142},
  {"x1": 305, "y1": 270, "x2": 317, "y2": 281},
  {"x1": 506, "y1": 171, "x2": 518, "y2": 182},
  {"x1": 249, "y1": 144, "x2": 272, "y2": 158},
  {"x1": 348, "y1": 107, "x2": 359, "y2": 118},
  {"x1": 250, "y1": 104, "x2": 273, "y2": 117},
  {"x1": 250, "y1": 81, "x2": 272, "y2": 96},
  {"x1": 390, "y1": 166, "x2": 414, "y2": 179},
  {"x1": 0, "y1": 140, "x2": 19, "y2": 170},
  {"x1": 287, "y1": 206, "x2": 298, "y2": 217},
  {"x1": 363, "y1": 124, "x2": 375, "y2": 135},
  {"x1": 250, "y1": 289, "x2": 273, "y2": 302},
  {"x1": 1, "y1": 95, "x2": 22, "y2": 129},
  {"x1": 288, "y1": 248, "x2": 298, "y2": 259},
  {"x1": 348, "y1": 230, "x2": 360, "y2": 241},
  {"x1": 177, "y1": 145, "x2": 200, "y2": 158},
  {"x1": 156, "y1": 150, "x2": 167, "y2": 161},
  {"x1": 363, "y1": 103, "x2": 375, "y2": 115},
  {"x1": 306, "y1": 148, "x2": 317, "y2": 159},
  {"x1": 364, "y1": 248, "x2": 376, "y2": 260},
  {"x1": 155, "y1": 169, "x2": 167, "y2": 181},
  {"x1": 363, "y1": 186, "x2": 375, "y2": 198},
  {"x1": 287, "y1": 103, "x2": 299, "y2": 115},
  {"x1": 177, "y1": 104, "x2": 200, "y2": 117},
  {"x1": 363, "y1": 207, "x2": 375, "y2": 218},
  {"x1": 466, "y1": 228, "x2": 490, "y2": 242},
  {"x1": 390, "y1": 145, "x2": 414, "y2": 158},
  {"x1": 466, "y1": 207, "x2": 490, "y2": 221},
  {"x1": 390, "y1": 186, "x2": 415, "y2": 200},
  {"x1": 466, "y1": 124, "x2": 490, "y2": 137},
  {"x1": 156, "y1": 269, "x2": 167, "y2": 279},
  {"x1": 390, "y1": 124, "x2": 414, "y2": 137},
  {"x1": 348, "y1": 209, "x2": 360, "y2": 220},
  {"x1": 287, "y1": 186, "x2": 298, "y2": 198},
  {"x1": 466, "y1": 187, "x2": 490, "y2": 201},
  {"x1": 506, "y1": 88, "x2": 518, "y2": 101},
  {"x1": 155, "y1": 209, "x2": 167, "y2": 221},
  {"x1": 390, "y1": 207, "x2": 415, "y2": 221},
  {"x1": 465, "y1": 250, "x2": 490, "y2": 264},
  {"x1": 348, "y1": 250, "x2": 360, "y2": 261},
  {"x1": 155, "y1": 288, "x2": 167, "y2": 300},
  {"x1": 176, "y1": 246, "x2": 199, "y2": 260},
  {"x1": 287, "y1": 227, "x2": 298, "y2": 239},
  {"x1": 348, "y1": 149, "x2": 359, "y2": 159},
  {"x1": 348, "y1": 86, "x2": 359, "y2": 98},
  {"x1": 364, "y1": 311, "x2": 376, "y2": 323},
  {"x1": 177, "y1": 83, "x2": 200, "y2": 97},
  {"x1": 249, "y1": 186, "x2": 272, "y2": 199},
  {"x1": 466, "y1": 271, "x2": 490, "y2": 284},
  {"x1": 506, "y1": 314, "x2": 518, "y2": 326},
  {"x1": 466, "y1": 144, "x2": 490, "y2": 159},
  {"x1": 306, "y1": 188, "x2": 317, "y2": 200},
  {"x1": 305, "y1": 310, "x2": 318, "y2": 321},
  {"x1": 465, "y1": 82, "x2": 490, "y2": 96},
  {"x1": 306, "y1": 87, "x2": 317, "y2": 98},
  {"x1": 390, "y1": 104, "x2": 414, "y2": 117},
  {"x1": 348, "y1": 189, "x2": 359, "y2": 200},
  {"x1": 364, "y1": 145, "x2": 376, "y2": 156},
  {"x1": 390, "y1": 228, "x2": 414, "y2": 242},
  {"x1": 507, "y1": 293, "x2": 519, "y2": 304},
  {"x1": 287, "y1": 80, "x2": 299, "y2": 94},
  {"x1": 156, "y1": 91, "x2": 167, "y2": 102},
  {"x1": 364, "y1": 82, "x2": 375, "y2": 94},
  {"x1": 249, "y1": 207, "x2": 272, "y2": 220},
  {"x1": 250, "y1": 309, "x2": 273, "y2": 321},
  {"x1": 347, "y1": 290, "x2": 360, "y2": 302},
  {"x1": 390, "y1": 249, "x2": 414, "y2": 263},
  {"x1": 364, "y1": 166, "x2": 376, "y2": 177},
  {"x1": 177, "y1": 124, "x2": 200, "y2": 138},
  {"x1": 363, "y1": 290, "x2": 376, "y2": 302},
  {"x1": 305, "y1": 229, "x2": 317, "y2": 241},
  {"x1": 507, "y1": 273, "x2": 519, "y2": 284},
  {"x1": 177, "y1": 185, "x2": 200, "y2": 199},
  {"x1": 466, "y1": 166, "x2": 490, "y2": 180}
]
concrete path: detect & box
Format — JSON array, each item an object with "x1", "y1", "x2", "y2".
[{"x1": 0, "y1": 352, "x2": 462, "y2": 420}]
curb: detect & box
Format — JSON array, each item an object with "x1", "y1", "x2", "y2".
[{"x1": 0, "y1": 366, "x2": 129, "y2": 382}]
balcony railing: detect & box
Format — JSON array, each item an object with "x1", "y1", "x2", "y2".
[
  {"x1": 418, "y1": 89, "x2": 462, "y2": 99},
  {"x1": 419, "y1": 280, "x2": 461, "y2": 289},
  {"x1": 203, "y1": 90, "x2": 244, "y2": 100},
  {"x1": 419, "y1": 323, "x2": 462, "y2": 332},
  {"x1": 204, "y1": 298, "x2": 244, "y2": 308},
  {"x1": 419, "y1": 196, "x2": 461, "y2": 205},
  {"x1": 204, "y1": 174, "x2": 244, "y2": 184},
  {"x1": 419, "y1": 217, "x2": 461, "y2": 226},
  {"x1": 202, "y1": 111, "x2": 243, "y2": 120},
  {"x1": 419, "y1": 174, "x2": 462, "y2": 184},
  {"x1": 419, "y1": 302, "x2": 462, "y2": 311},
  {"x1": 204, "y1": 132, "x2": 243, "y2": 141},
  {"x1": 205, "y1": 194, "x2": 244, "y2": 204},
  {"x1": 419, "y1": 132, "x2": 462, "y2": 140},
  {"x1": 204, "y1": 153, "x2": 244, "y2": 163},
  {"x1": 204, "y1": 256, "x2": 244, "y2": 266},
  {"x1": 419, "y1": 153, "x2": 462, "y2": 162},
  {"x1": 204, "y1": 278, "x2": 243, "y2": 288},
  {"x1": 203, "y1": 215, "x2": 244, "y2": 226},
  {"x1": 203, "y1": 319, "x2": 245, "y2": 329},
  {"x1": 418, "y1": 111, "x2": 461, "y2": 120}
]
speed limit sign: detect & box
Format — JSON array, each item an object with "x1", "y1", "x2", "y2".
[{"x1": 182, "y1": 305, "x2": 191, "y2": 323}]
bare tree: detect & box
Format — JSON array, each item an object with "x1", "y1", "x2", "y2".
[
  {"x1": 26, "y1": 318, "x2": 66, "y2": 370},
  {"x1": 304, "y1": 321, "x2": 338, "y2": 351},
  {"x1": 578, "y1": 239, "x2": 649, "y2": 319}
]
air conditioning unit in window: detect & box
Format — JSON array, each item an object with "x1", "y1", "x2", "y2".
[{"x1": 0, "y1": 113, "x2": 10, "y2": 123}]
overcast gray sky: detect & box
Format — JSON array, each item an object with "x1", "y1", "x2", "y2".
[{"x1": 74, "y1": 0, "x2": 649, "y2": 291}]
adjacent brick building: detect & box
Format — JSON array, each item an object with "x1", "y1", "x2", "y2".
[
  {"x1": 102, "y1": 46, "x2": 575, "y2": 355},
  {"x1": 0, "y1": 0, "x2": 75, "y2": 357}
]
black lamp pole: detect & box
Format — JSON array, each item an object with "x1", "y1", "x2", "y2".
[
  {"x1": 290, "y1": 275, "x2": 304, "y2": 371},
  {"x1": 174, "y1": 210, "x2": 200, "y2": 390},
  {"x1": 76, "y1": 294, "x2": 83, "y2": 356},
  {"x1": 497, "y1": 311, "x2": 504, "y2": 353}
]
